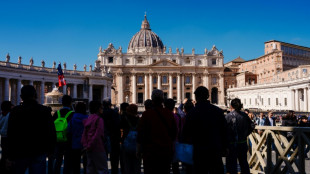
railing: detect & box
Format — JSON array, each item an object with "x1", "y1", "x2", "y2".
[{"x1": 249, "y1": 126, "x2": 310, "y2": 174}]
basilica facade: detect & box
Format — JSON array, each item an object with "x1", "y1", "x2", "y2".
[{"x1": 98, "y1": 15, "x2": 225, "y2": 107}]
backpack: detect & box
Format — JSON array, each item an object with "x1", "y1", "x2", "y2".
[
  {"x1": 123, "y1": 119, "x2": 137, "y2": 154},
  {"x1": 54, "y1": 110, "x2": 73, "y2": 142}
]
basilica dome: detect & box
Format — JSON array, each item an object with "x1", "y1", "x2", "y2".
[{"x1": 128, "y1": 15, "x2": 164, "y2": 54}]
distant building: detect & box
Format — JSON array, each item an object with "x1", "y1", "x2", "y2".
[
  {"x1": 98, "y1": 15, "x2": 225, "y2": 108},
  {"x1": 227, "y1": 41, "x2": 310, "y2": 112}
]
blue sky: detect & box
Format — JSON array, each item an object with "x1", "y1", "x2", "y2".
[{"x1": 0, "y1": 0, "x2": 309, "y2": 70}]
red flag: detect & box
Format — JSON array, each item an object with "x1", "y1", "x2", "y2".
[{"x1": 57, "y1": 64, "x2": 66, "y2": 87}]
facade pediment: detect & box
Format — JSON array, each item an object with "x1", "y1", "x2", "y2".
[{"x1": 149, "y1": 59, "x2": 180, "y2": 67}]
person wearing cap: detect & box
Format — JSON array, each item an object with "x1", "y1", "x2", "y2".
[
  {"x1": 182, "y1": 86, "x2": 228, "y2": 174},
  {"x1": 137, "y1": 89, "x2": 177, "y2": 174}
]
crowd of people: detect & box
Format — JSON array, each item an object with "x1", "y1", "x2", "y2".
[{"x1": 0, "y1": 85, "x2": 309, "y2": 174}]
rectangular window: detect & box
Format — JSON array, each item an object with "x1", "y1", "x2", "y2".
[
  {"x1": 212, "y1": 59, "x2": 216, "y2": 65},
  {"x1": 262, "y1": 98, "x2": 264, "y2": 105},
  {"x1": 138, "y1": 76, "x2": 143, "y2": 84},
  {"x1": 244, "y1": 99, "x2": 246, "y2": 105},
  {"x1": 250, "y1": 98, "x2": 251, "y2": 105},
  {"x1": 137, "y1": 59, "x2": 143, "y2": 64},
  {"x1": 153, "y1": 78, "x2": 157, "y2": 84},
  {"x1": 268, "y1": 98, "x2": 270, "y2": 105},
  {"x1": 164, "y1": 93, "x2": 168, "y2": 100},
  {"x1": 284, "y1": 98, "x2": 287, "y2": 106},
  {"x1": 173, "y1": 77, "x2": 177, "y2": 84},
  {"x1": 162, "y1": 76, "x2": 168, "y2": 84},
  {"x1": 172, "y1": 59, "x2": 176, "y2": 63},
  {"x1": 138, "y1": 93, "x2": 143, "y2": 104},
  {"x1": 125, "y1": 59, "x2": 129, "y2": 64},
  {"x1": 153, "y1": 59, "x2": 156, "y2": 63},
  {"x1": 276, "y1": 98, "x2": 278, "y2": 105},
  {"x1": 108, "y1": 57, "x2": 113, "y2": 63},
  {"x1": 211, "y1": 77, "x2": 217, "y2": 85},
  {"x1": 185, "y1": 76, "x2": 191, "y2": 84},
  {"x1": 185, "y1": 92, "x2": 191, "y2": 99}
]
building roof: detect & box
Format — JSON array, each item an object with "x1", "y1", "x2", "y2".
[{"x1": 265, "y1": 40, "x2": 310, "y2": 51}]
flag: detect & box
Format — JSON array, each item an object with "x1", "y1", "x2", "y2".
[{"x1": 57, "y1": 63, "x2": 66, "y2": 87}]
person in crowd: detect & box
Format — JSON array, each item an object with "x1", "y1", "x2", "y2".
[
  {"x1": 298, "y1": 115, "x2": 310, "y2": 159},
  {"x1": 225, "y1": 98, "x2": 255, "y2": 174},
  {"x1": 256, "y1": 113, "x2": 265, "y2": 136},
  {"x1": 244, "y1": 109, "x2": 250, "y2": 115},
  {"x1": 0, "y1": 101, "x2": 13, "y2": 173},
  {"x1": 177, "y1": 98, "x2": 188, "y2": 118},
  {"x1": 102, "y1": 99, "x2": 121, "y2": 174},
  {"x1": 67, "y1": 102, "x2": 88, "y2": 174},
  {"x1": 50, "y1": 95, "x2": 74, "y2": 174},
  {"x1": 164, "y1": 99, "x2": 180, "y2": 174},
  {"x1": 248, "y1": 113, "x2": 256, "y2": 124},
  {"x1": 282, "y1": 110, "x2": 297, "y2": 127},
  {"x1": 264, "y1": 112, "x2": 276, "y2": 126},
  {"x1": 137, "y1": 89, "x2": 177, "y2": 174},
  {"x1": 119, "y1": 102, "x2": 129, "y2": 174},
  {"x1": 120, "y1": 104, "x2": 141, "y2": 174},
  {"x1": 7, "y1": 85, "x2": 56, "y2": 174},
  {"x1": 144, "y1": 99, "x2": 153, "y2": 111},
  {"x1": 81, "y1": 101, "x2": 108, "y2": 174},
  {"x1": 182, "y1": 86, "x2": 227, "y2": 174}
]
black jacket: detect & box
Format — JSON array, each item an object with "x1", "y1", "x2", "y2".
[
  {"x1": 7, "y1": 100, "x2": 56, "y2": 160},
  {"x1": 182, "y1": 100, "x2": 227, "y2": 157},
  {"x1": 264, "y1": 117, "x2": 276, "y2": 126},
  {"x1": 225, "y1": 110, "x2": 255, "y2": 143}
]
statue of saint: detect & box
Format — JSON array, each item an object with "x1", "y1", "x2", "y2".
[
  {"x1": 29, "y1": 57, "x2": 34, "y2": 66},
  {"x1": 41, "y1": 60, "x2": 45, "y2": 67},
  {"x1": 18, "y1": 56, "x2": 22, "y2": 64},
  {"x1": 6, "y1": 53, "x2": 10, "y2": 62},
  {"x1": 73, "y1": 64, "x2": 77, "y2": 71}
]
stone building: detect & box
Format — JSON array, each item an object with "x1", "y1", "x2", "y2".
[
  {"x1": 227, "y1": 41, "x2": 310, "y2": 112},
  {"x1": 98, "y1": 15, "x2": 225, "y2": 107},
  {"x1": 0, "y1": 54, "x2": 112, "y2": 106}
]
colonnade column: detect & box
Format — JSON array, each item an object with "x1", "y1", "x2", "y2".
[
  {"x1": 192, "y1": 73, "x2": 196, "y2": 100},
  {"x1": 29, "y1": 80, "x2": 33, "y2": 86},
  {"x1": 144, "y1": 74, "x2": 148, "y2": 100},
  {"x1": 117, "y1": 73, "x2": 123, "y2": 104},
  {"x1": 41, "y1": 81, "x2": 45, "y2": 104},
  {"x1": 203, "y1": 73, "x2": 209, "y2": 89},
  {"x1": 295, "y1": 89, "x2": 299, "y2": 111},
  {"x1": 63, "y1": 85, "x2": 67, "y2": 95},
  {"x1": 157, "y1": 73, "x2": 161, "y2": 90},
  {"x1": 16, "y1": 79, "x2": 22, "y2": 104},
  {"x1": 291, "y1": 89, "x2": 295, "y2": 110},
  {"x1": 304, "y1": 88, "x2": 308, "y2": 112},
  {"x1": 4, "y1": 78, "x2": 10, "y2": 101},
  {"x1": 181, "y1": 74, "x2": 184, "y2": 101},
  {"x1": 132, "y1": 73, "x2": 136, "y2": 104},
  {"x1": 177, "y1": 74, "x2": 181, "y2": 104},
  {"x1": 308, "y1": 87, "x2": 310, "y2": 112},
  {"x1": 73, "y1": 84, "x2": 77, "y2": 99},
  {"x1": 89, "y1": 84, "x2": 93, "y2": 102},
  {"x1": 169, "y1": 74, "x2": 173, "y2": 98},
  {"x1": 149, "y1": 74, "x2": 153, "y2": 97},
  {"x1": 103, "y1": 83, "x2": 108, "y2": 99},
  {"x1": 107, "y1": 83, "x2": 111, "y2": 99}
]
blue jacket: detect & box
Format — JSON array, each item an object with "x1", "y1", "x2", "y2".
[{"x1": 68, "y1": 113, "x2": 88, "y2": 149}]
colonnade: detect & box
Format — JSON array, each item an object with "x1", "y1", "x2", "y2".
[
  {"x1": 0, "y1": 77, "x2": 110, "y2": 106},
  {"x1": 291, "y1": 87, "x2": 310, "y2": 112}
]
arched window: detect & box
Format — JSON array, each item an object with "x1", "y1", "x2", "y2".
[{"x1": 162, "y1": 76, "x2": 167, "y2": 84}]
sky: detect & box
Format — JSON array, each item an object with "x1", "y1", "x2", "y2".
[{"x1": 0, "y1": 0, "x2": 310, "y2": 70}]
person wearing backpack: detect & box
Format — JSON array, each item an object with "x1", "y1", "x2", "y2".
[
  {"x1": 225, "y1": 98, "x2": 255, "y2": 174},
  {"x1": 50, "y1": 95, "x2": 74, "y2": 174},
  {"x1": 120, "y1": 104, "x2": 141, "y2": 174},
  {"x1": 81, "y1": 101, "x2": 108, "y2": 174},
  {"x1": 67, "y1": 102, "x2": 88, "y2": 174}
]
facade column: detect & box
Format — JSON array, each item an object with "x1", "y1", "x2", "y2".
[
  {"x1": 169, "y1": 74, "x2": 173, "y2": 98},
  {"x1": 73, "y1": 84, "x2": 77, "y2": 99},
  {"x1": 149, "y1": 74, "x2": 153, "y2": 98},
  {"x1": 17, "y1": 79, "x2": 22, "y2": 104},
  {"x1": 219, "y1": 73, "x2": 225, "y2": 105},
  {"x1": 41, "y1": 81, "x2": 45, "y2": 104},
  {"x1": 144, "y1": 74, "x2": 148, "y2": 100},
  {"x1": 304, "y1": 88, "x2": 308, "y2": 112},
  {"x1": 295, "y1": 89, "x2": 299, "y2": 111},
  {"x1": 132, "y1": 73, "x2": 137, "y2": 104},
  {"x1": 107, "y1": 83, "x2": 111, "y2": 99},
  {"x1": 4, "y1": 78, "x2": 10, "y2": 101},
  {"x1": 192, "y1": 73, "x2": 196, "y2": 100},
  {"x1": 308, "y1": 87, "x2": 310, "y2": 112},
  {"x1": 89, "y1": 84, "x2": 93, "y2": 102},
  {"x1": 29, "y1": 80, "x2": 33, "y2": 86},
  {"x1": 157, "y1": 73, "x2": 161, "y2": 90},
  {"x1": 177, "y1": 74, "x2": 181, "y2": 103},
  {"x1": 117, "y1": 73, "x2": 123, "y2": 104},
  {"x1": 203, "y1": 73, "x2": 209, "y2": 89}
]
